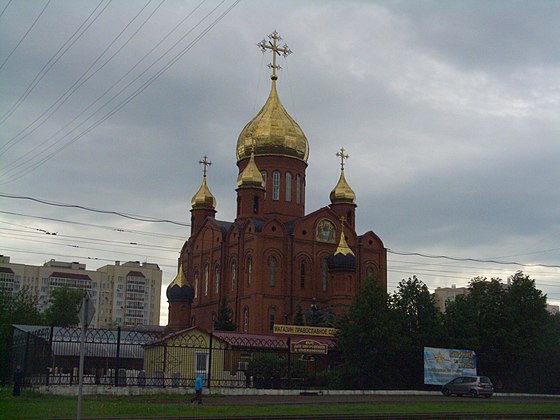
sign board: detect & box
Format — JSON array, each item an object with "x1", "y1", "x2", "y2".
[
  {"x1": 290, "y1": 339, "x2": 328, "y2": 355},
  {"x1": 78, "y1": 295, "x2": 95, "y2": 328},
  {"x1": 424, "y1": 347, "x2": 477, "y2": 385},
  {"x1": 273, "y1": 324, "x2": 337, "y2": 337}
]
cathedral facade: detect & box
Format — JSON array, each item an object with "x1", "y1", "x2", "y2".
[{"x1": 167, "y1": 33, "x2": 387, "y2": 335}]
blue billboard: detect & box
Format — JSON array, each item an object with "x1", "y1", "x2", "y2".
[{"x1": 424, "y1": 346, "x2": 477, "y2": 385}]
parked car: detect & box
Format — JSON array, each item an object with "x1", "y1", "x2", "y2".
[{"x1": 441, "y1": 376, "x2": 494, "y2": 398}]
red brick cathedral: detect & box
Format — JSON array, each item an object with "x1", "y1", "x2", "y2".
[{"x1": 167, "y1": 32, "x2": 387, "y2": 334}]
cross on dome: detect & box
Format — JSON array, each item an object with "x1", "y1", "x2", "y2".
[
  {"x1": 336, "y1": 147, "x2": 349, "y2": 170},
  {"x1": 257, "y1": 30, "x2": 292, "y2": 80},
  {"x1": 199, "y1": 155, "x2": 212, "y2": 177}
]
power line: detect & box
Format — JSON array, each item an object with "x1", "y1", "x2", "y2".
[
  {"x1": 0, "y1": 0, "x2": 110, "y2": 127},
  {"x1": 0, "y1": 0, "x2": 164, "y2": 159},
  {"x1": 388, "y1": 249, "x2": 560, "y2": 269},
  {"x1": 0, "y1": 0, "x2": 241, "y2": 184},
  {"x1": 0, "y1": 0, "x2": 13, "y2": 20},
  {"x1": 0, "y1": 0, "x2": 52, "y2": 73},
  {"x1": 0, "y1": 192, "x2": 190, "y2": 226}
]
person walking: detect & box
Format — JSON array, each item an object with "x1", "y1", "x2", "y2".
[
  {"x1": 12, "y1": 364, "x2": 24, "y2": 396},
  {"x1": 190, "y1": 373, "x2": 204, "y2": 404}
]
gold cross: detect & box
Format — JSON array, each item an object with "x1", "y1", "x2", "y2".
[
  {"x1": 257, "y1": 30, "x2": 292, "y2": 80},
  {"x1": 199, "y1": 155, "x2": 212, "y2": 177},
  {"x1": 336, "y1": 147, "x2": 349, "y2": 170},
  {"x1": 340, "y1": 216, "x2": 346, "y2": 227}
]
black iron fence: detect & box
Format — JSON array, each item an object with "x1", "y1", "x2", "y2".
[{"x1": 8, "y1": 325, "x2": 335, "y2": 390}]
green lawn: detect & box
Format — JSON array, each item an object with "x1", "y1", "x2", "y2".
[{"x1": 1, "y1": 389, "x2": 560, "y2": 419}]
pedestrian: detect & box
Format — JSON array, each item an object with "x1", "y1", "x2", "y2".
[
  {"x1": 190, "y1": 373, "x2": 204, "y2": 404},
  {"x1": 12, "y1": 364, "x2": 24, "y2": 397}
]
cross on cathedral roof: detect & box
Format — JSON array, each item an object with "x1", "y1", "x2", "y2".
[
  {"x1": 336, "y1": 147, "x2": 349, "y2": 170},
  {"x1": 199, "y1": 155, "x2": 212, "y2": 177},
  {"x1": 258, "y1": 30, "x2": 292, "y2": 80}
]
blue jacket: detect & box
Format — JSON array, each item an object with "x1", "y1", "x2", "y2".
[{"x1": 195, "y1": 374, "x2": 203, "y2": 391}]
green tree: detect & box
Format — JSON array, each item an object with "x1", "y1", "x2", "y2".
[
  {"x1": 390, "y1": 276, "x2": 443, "y2": 388},
  {"x1": 0, "y1": 287, "x2": 43, "y2": 383},
  {"x1": 213, "y1": 295, "x2": 237, "y2": 331},
  {"x1": 44, "y1": 287, "x2": 85, "y2": 327},
  {"x1": 335, "y1": 276, "x2": 401, "y2": 389},
  {"x1": 293, "y1": 305, "x2": 304, "y2": 326}
]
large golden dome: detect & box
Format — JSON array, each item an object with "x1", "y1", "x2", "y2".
[{"x1": 236, "y1": 80, "x2": 309, "y2": 163}]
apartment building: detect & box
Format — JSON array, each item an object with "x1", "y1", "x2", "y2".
[{"x1": 0, "y1": 256, "x2": 162, "y2": 328}]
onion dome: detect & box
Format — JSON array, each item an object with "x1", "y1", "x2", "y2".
[
  {"x1": 191, "y1": 175, "x2": 216, "y2": 209},
  {"x1": 237, "y1": 151, "x2": 265, "y2": 189},
  {"x1": 166, "y1": 265, "x2": 194, "y2": 303},
  {"x1": 327, "y1": 220, "x2": 356, "y2": 272},
  {"x1": 329, "y1": 169, "x2": 356, "y2": 204},
  {"x1": 236, "y1": 80, "x2": 309, "y2": 163}
]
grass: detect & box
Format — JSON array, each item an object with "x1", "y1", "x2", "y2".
[{"x1": 1, "y1": 388, "x2": 560, "y2": 419}]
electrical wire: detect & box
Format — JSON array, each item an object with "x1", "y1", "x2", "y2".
[
  {"x1": 0, "y1": 0, "x2": 52, "y2": 73},
  {"x1": 0, "y1": 0, "x2": 241, "y2": 184},
  {"x1": 0, "y1": 0, "x2": 13, "y2": 20}
]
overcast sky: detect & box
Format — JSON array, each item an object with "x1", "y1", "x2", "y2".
[{"x1": 1, "y1": 0, "x2": 559, "y2": 325}]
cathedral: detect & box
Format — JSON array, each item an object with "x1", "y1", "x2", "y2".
[{"x1": 167, "y1": 32, "x2": 387, "y2": 335}]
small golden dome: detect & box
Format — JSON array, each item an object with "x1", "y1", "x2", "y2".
[
  {"x1": 169, "y1": 264, "x2": 189, "y2": 288},
  {"x1": 237, "y1": 152, "x2": 265, "y2": 188},
  {"x1": 191, "y1": 176, "x2": 216, "y2": 209},
  {"x1": 236, "y1": 80, "x2": 309, "y2": 163},
  {"x1": 335, "y1": 222, "x2": 355, "y2": 256},
  {"x1": 330, "y1": 169, "x2": 356, "y2": 204}
]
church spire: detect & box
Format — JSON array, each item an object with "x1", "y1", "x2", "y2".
[
  {"x1": 335, "y1": 216, "x2": 355, "y2": 256},
  {"x1": 330, "y1": 147, "x2": 356, "y2": 204},
  {"x1": 191, "y1": 156, "x2": 216, "y2": 209}
]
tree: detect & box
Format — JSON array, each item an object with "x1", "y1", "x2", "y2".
[
  {"x1": 304, "y1": 300, "x2": 336, "y2": 327},
  {"x1": 390, "y1": 276, "x2": 443, "y2": 388},
  {"x1": 44, "y1": 287, "x2": 86, "y2": 327},
  {"x1": 213, "y1": 295, "x2": 237, "y2": 331},
  {"x1": 335, "y1": 276, "x2": 402, "y2": 389},
  {"x1": 0, "y1": 287, "x2": 43, "y2": 383}
]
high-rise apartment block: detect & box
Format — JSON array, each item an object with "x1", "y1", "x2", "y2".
[{"x1": 0, "y1": 256, "x2": 162, "y2": 328}]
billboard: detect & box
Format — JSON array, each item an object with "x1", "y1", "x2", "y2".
[{"x1": 424, "y1": 347, "x2": 476, "y2": 385}]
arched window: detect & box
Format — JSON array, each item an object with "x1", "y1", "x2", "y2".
[
  {"x1": 243, "y1": 307, "x2": 249, "y2": 332},
  {"x1": 214, "y1": 264, "x2": 220, "y2": 294},
  {"x1": 231, "y1": 260, "x2": 236, "y2": 291},
  {"x1": 321, "y1": 258, "x2": 328, "y2": 291},
  {"x1": 194, "y1": 272, "x2": 199, "y2": 299},
  {"x1": 300, "y1": 261, "x2": 306, "y2": 289},
  {"x1": 261, "y1": 171, "x2": 267, "y2": 199},
  {"x1": 285, "y1": 172, "x2": 292, "y2": 201},
  {"x1": 367, "y1": 267, "x2": 375, "y2": 279},
  {"x1": 272, "y1": 171, "x2": 280, "y2": 201},
  {"x1": 268, "y1": 256, "x2": 277, "y2": 288},
  {"x1": 268, "y1": 307, "x2": 276, "y2": 331},
  {"x1": 295, "y1": 174, "x2": 301, "y2": 204},
  {"x1": 204, "y1": 264, "x2": 209, "y2": 296},
  {"x1": 246, "y1": 256, "x2": 252, "y2": 287}
]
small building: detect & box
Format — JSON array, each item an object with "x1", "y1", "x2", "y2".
[{"x1": 433, "y1": 285, "x2": 468, "y2": 312}]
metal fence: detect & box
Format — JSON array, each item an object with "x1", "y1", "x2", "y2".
[{"x1": 9, "y1": 326, "x2": 335, "y2": 390}]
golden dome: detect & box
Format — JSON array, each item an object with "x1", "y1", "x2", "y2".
[
  {"x1": 237, "y1": 152, "x2": 265, "y2": 188},
  {"x1": 335, "y1": 222, "x2": 355, "y2": 256},
  {"x1": 236, "y1": 80, "x2": 309, "y2": 163},
  {"x1": 191, "y1": 175, "x2": 216, "y2": 209},
  {"x1": 169, "y1": 264, "x2": 189, "y2": 288},
  {"x1": 330, "y1": 169, "x2": 356, "y2": 204}
]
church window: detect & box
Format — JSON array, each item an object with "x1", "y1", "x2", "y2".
[
  {"x1": 300, "y1": 261, "x2": 306, "y2": 289},
  {"x1": 268, "y1": 307, "x2": 276, "y2": 331},
  {"x1": 268, "y1": 256, "x2": 277, "y2": 287},
  {"x1": 247, "y1": 256, "x2": 252, "y2": 287},
  {"x1": 231, "y1": 261, "x2": 236, "y2": 291},
  {"x1": 214, "y1": 264, "x2": 220, "y2": 294},
  {"x1": 191, "y1": 315, "x2": 196, "y2": 326},
  {"x1": 367, "y1": 267, "x2": 375, "y2": 279},
  {"x1": 253, "y1": 196, "x2": 259, "y2": 213},
  {"x1": 261, "y1": 171, "x2": 267, "y2": 199},
  {"x1": 243, "y1": 306, "x2": 249, "y2": 332},
  {"x1": 204, "y1": 264, "x2": 209, "y2": 296},
  {"x1": 296, "y1": 175, "x2": 301, "y2": 204},
  {"x1": 285, "y1": 172, "x2": 292, "y2": 201},
  {"x1": 272, "y1": 171, "x2": 280, "y2": 200},
  {"x1": 194, "y1": 272, "x2": 199, "y2": 299},
  {"x1": 321, "y1": 258, "x2": 328, "y2": 291}
]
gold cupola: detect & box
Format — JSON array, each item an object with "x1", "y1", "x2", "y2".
[
  {"x1": 236, "y1": 31, "x2": 309, "y2": 163},
  {"x1": 237, "y1": 151, "x2": 265, "y2": 189},
  {"x1": 335, "y1": 218, "x2": 355, "y2": 257},
  {"x1": 191, "y1": 156, "x2": 216, "y2": 209},
  {"x1": 330, "y1": 147, "x2": 356, "y2": 204}
]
